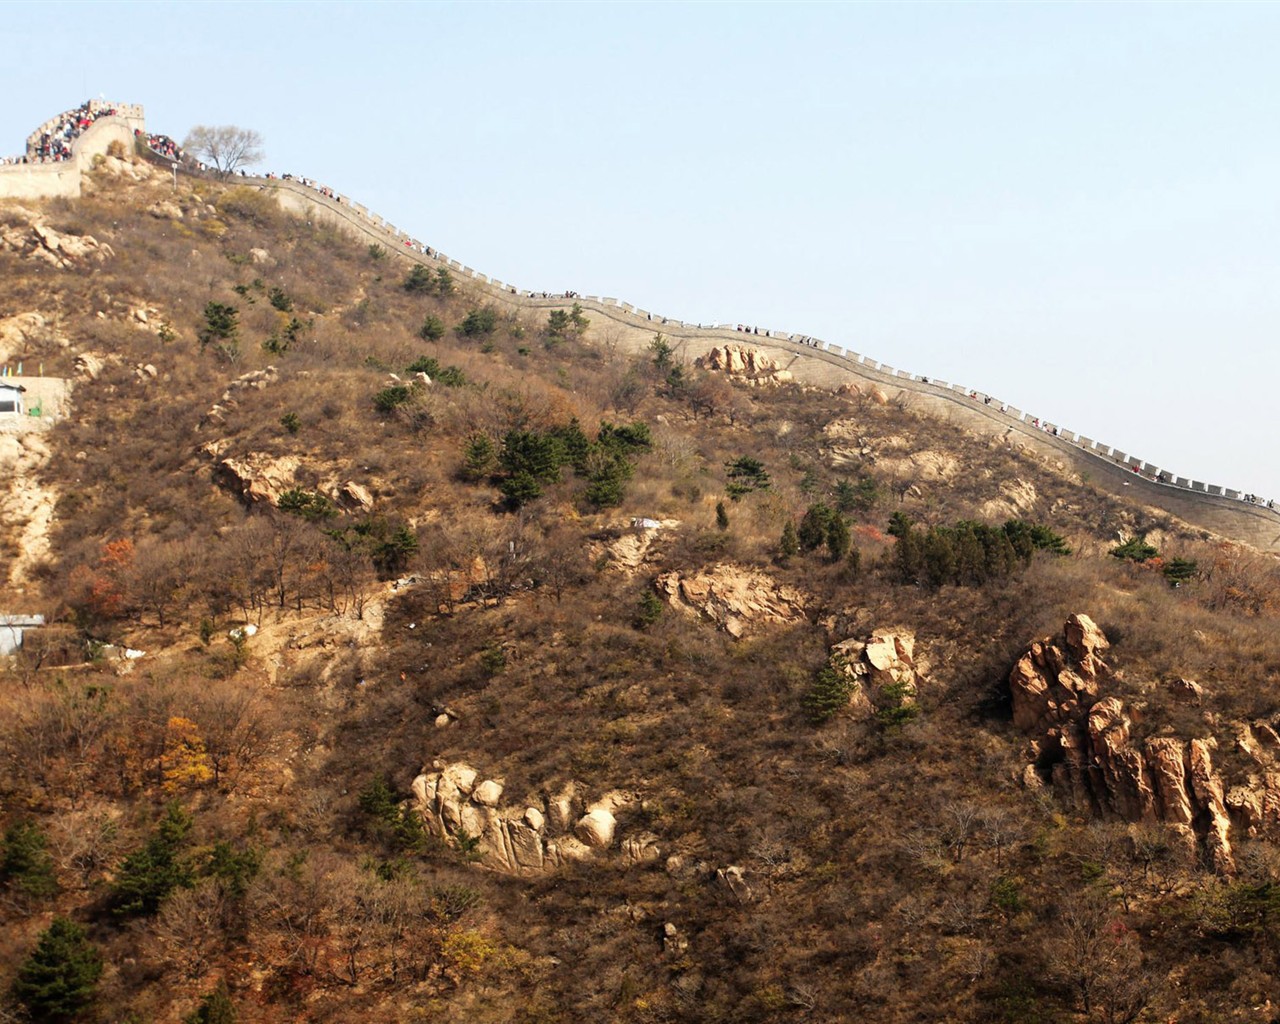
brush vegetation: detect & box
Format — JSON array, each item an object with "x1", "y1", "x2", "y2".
[{"x1": 0, "y1": 163, "x2": 1279, "y2": 1023}]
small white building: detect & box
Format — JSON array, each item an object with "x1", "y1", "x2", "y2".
[
  {"x1": 0, "y1": 382, "x2": 24, "y2": 416},
  {"x1": 0, "y1": 614, "x2": 45, "y2": 655}
]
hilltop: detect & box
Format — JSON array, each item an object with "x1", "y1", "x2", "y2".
[{"x1": 1, "y1": 122, "x2": 1280, "y2": 1023}]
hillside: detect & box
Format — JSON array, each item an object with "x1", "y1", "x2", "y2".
[{"x1": 2, "y1": 140, "x2": 1280, "y2": 1024}]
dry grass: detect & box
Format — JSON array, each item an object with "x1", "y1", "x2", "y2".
[{"x1": 3, "y1": 169, "x2": 1280, "y2": 1023}]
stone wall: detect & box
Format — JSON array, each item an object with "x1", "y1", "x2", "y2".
[
  {"x1": 0, "y1": 113, "x2": 144, "y2": 202},
  {"x1": 250, "y1": 176, "x2": 1280, "y2": 549}
]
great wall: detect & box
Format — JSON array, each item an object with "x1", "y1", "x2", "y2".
[{"x1": 3, "y1": 102, "x2": 1279, "y2": 553}]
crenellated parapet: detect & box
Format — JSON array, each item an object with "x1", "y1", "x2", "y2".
[{"x1": 249, "y1": 176, "x2": 1280, "y2": 538}]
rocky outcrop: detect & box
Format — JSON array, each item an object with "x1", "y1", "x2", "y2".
[
  {"x1": 821, "y1": 423, "x2": 956, "y2": 481},
  {"x1": 204, "y1": 365, "x2": 279, "y2": 423},
  {"x1": 201, "y1": 440, "x2": 301, "y2": 506},
  {"x1": 828, "y1": 627, "x2": 926, "y2": 719},
  {"x1": 1167, "y1": 678, "x2": 1205, "y2": 705},
  {"x1": 411, "y1": 763, "x2": 647, "y2": 875},
  {"x1": 589, "y1": 518, "x2": 679, "y2": 573},
  {"x1": 147, "y1": 199, "x2": 183, "y2": 220},
  {"x1": 715, "y1": 865, "x2": 752, "y2": 902},
  {"x1": 74, "y1": 352, "x2": 110, "y2": 380},
  {"x1": 1012, "y1": 614, "x2": 1237, "y2": 872},
  {"x1": 339, "y1": 481, "x2": 374, "y2": 512},
  {"x1": 0, "y1": 312, "x2": 67, "y2": 363},
  {"x1": 0, "y1": 216, "x2": 114, "y2": 270},
  {"x1": 655, "y1": 564, "x2": 808, "y2": 638},
  {"x1": 695, "y1": 345, "x2": 793, "y2": 384},
  {"x1": 977, "y1": 479, "x2": 1039, "y2": 521}
]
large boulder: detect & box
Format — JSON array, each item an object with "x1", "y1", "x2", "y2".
[
  {"x1": 827, "y1": 627, "x2": 926, "y2": 719},
  {"x1": 575, "y1": 809, "x2": 616, "y2": 849},
  {"x1": 0, "y1": 312, "x2": 66, "y2": 363}
]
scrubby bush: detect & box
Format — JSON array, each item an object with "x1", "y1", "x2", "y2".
[
  {"x1": 1113, "y1": 535, "x2": 1159, "y2": 562},
  {"x1": 805, "y1": 665, "x2": 853, "y2": 723},
  {"x1": 358, "y1": 774, "x2": 425, "y2": 853},
  {"x1": 634, "y1": 589, "x2": 664, "y2": 630},
  {"x1": 403, "y1": 265, "x2": 435, "y2": 294},
  {"x1": 198, "y1": 301, "x2": 238, "y2": 349},
  {"x1": 109, "y1": 803, "x2": 194, "y2": 917},
  {"x1": 185, "y1": 981, "x2": 237, "y2": 1024},
  {"x1": 278, "y1": 489, "x2": 337, "y2": 522},
  {"x1": 1164, "y1": 557, "x2": 1198, "y2": 586},
  {"x1": 779, "y1": 520, "x2": 799, "y2": 558},
  {"x1": 798, "y1": 503, "x2": 836, "y2": 552},
  {"x1": 547, "y1": 303, "x2": 590, "y2": 342},
  {"x1": 373, "y1": 385, "x2": 412, "y2": 413},
  {"x1": 405, "y1": 355, "x2": 466, "y2": 386},
  {"x1": 836, "y1": 476, "x2": 881, "y2": 515},
  {"x1": 418, "y1": 314, "x2": 445, "y2": 341},
  {"x1": 458, "y1": 306, "x2": 499, "y2": 337}
]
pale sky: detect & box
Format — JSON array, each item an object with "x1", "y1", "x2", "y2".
[{"x1": 3, "y1": 2, "x2": 1278, "y2": 500}]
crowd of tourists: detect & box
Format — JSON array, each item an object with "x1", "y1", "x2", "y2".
[
  {"x1": 25, "y1": 101, "x2": 119, "y2": 163},
  {"x1": 139, "y1": 130, "x2": 183, "y2": 162}
]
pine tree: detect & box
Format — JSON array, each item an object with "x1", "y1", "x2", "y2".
[
  {"x1": 715, "y1": 502, "x2": 730, "y2": 531},
  {"x1": 1, "y1": 819, "x2": 58, "y2": 898},
  {"x1": 805, "y1": 666, "x2": 854, "y2": 723},
  {"x1": 185, "y1": 980, "x2": 236, "y2": 1024},
  {"x1": 633, "y1": 590, "x2": 663, "y2": 630},
  {"x1": 797, "y1": 503, "x2": 835, "y2": 552},
  {"x1": 13, "y1": 917, "x2": 103, "y2": 1022},
  {"x1": 825, "y1": 515, "x2": 851, "y2": 561},
  {"x1": 846, "y1": 545, "x2": 862, "y2": 578},
  {"x1": 779, "y1": 520, "x2": 799, "y2": 558},
  {"x1": 109, "y1": 803, "x2": 194, "y2": 917}
]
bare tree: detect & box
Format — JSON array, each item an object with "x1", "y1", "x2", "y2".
[
  {"x1": 938, "y1": 801, "x2": 983, "y2": 863},
  {"x1": 1050, "y1": 893, "x2": 1153, "y2": 1021},
  {"x1": 534, "y1": 525, "x2": 587, "y2": 605},
  {"x1": 150, "y1": 880, "x2": 226, "y2": 977},
  {"x1": 183, "y1": 125, "x2": 265, "y2": 177}
]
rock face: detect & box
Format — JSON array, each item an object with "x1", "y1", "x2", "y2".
[
  {"x1": 590, "y1": 518, "x2": 680, "y2": 574},
  {"x1": 201, "y1": 440, "x2": 302, "y2": 506},
  {"x1": 411, "y1": 763, "x2": 646, "y2": 875},
  {"x1": 829, "y1": 627, "x2": 926, "y2": 718},
  {"x1": 0, "y1": 215, "x2": 114, "y2": 270},
  {"x1": 340, "y1": 481, "x2": 374, "y2": 512},
  {"x1": 695, "y1": 345, "x2": 793, "y2": 384},
  {"x1": 656, "y1": 564, "x2": 808, "y2": 638},
  {"x1": 1012, "y1": 614, "x2": 1236, "y2": 872}
]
